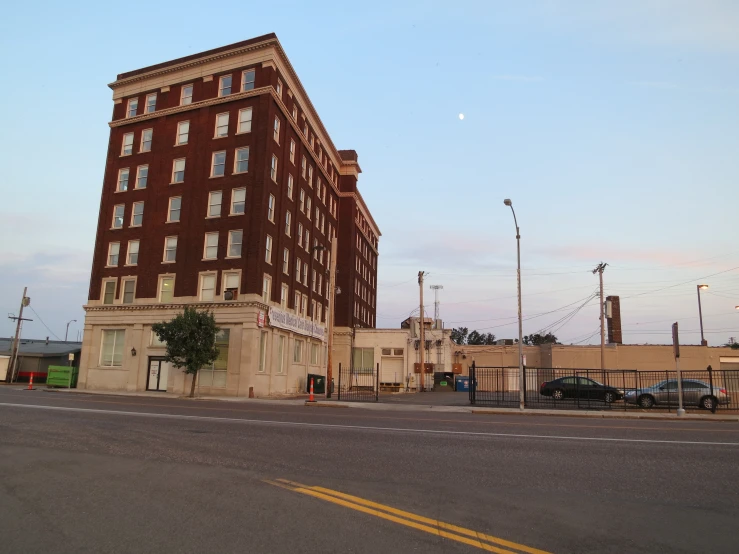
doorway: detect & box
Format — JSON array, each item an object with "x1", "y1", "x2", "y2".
[{"x1": 147, "y1": 357, "x2": 170, "y2": 392}]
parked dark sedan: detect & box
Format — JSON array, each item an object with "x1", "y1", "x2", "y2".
[{"x1": 540, "y1": 376, "x2": 625, "y2": 403}]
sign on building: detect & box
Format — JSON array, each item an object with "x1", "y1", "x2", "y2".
[{"x1": 268, "y1": 307, "x2": 326, "y2": 341}]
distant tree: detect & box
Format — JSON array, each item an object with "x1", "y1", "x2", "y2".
[
  {"x1": 451, "y1": 327, "x2": 469, "y2": 344},
  {"x1": 152, "y1": 307, "x2": 220, "y2": 398},
  {"x1": 451, "y1": 327, "x2": 496, "y2": 345},
  {"x1": 722, "y1": 339, "x2": 739, "y2": 350},
  {"x1": 523, "y1": 333, "x2": 560, "y2": 346}
]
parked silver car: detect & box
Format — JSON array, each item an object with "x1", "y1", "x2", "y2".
[{"x1": 624, "y1": 379, "x2": 730, "y2": 410}]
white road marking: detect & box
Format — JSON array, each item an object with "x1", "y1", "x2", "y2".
[{"x1": 1, "y1": 402, "x2": 737, "y2": 446}]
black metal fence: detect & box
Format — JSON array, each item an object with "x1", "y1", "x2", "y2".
[
  {"x1": 337, "y1": 362, "x2": 379, "y2": 402},
  {"x1": 469, "y1": 362, "x2": 739, "y2": 412}
]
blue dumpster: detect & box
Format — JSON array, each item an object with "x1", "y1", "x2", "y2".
[{"x1": 455, "y1": 376, "x2": 470, "y2": 392}]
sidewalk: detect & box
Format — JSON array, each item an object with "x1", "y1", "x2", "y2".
[{"x1": 37, "y1": 387, "x2": 739, "y2": 422}]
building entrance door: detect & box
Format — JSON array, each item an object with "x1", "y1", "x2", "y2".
[{"x1": 147, "y1": 357, "x2": 170, "y2": 392}]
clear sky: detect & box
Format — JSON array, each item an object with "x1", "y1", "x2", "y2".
[{"x1": 1, "y1": 0, "x2": 737, "y2": 346}]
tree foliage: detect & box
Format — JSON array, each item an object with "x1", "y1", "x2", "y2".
[
  {"x1": 451, "y1": 327, "x2": 496, "y2": 345},
  {"x1": 151, "y1": 307, "x2": 220, "y2": 398},
  {"x1": 522, "y1": 333, "x2": 560, "y2": 346}
]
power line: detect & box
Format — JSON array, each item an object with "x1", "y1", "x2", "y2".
[
  {"x1": 621, "y1": 266, "x2": 739, "y2": 299},
  {"x1": 27, "y1": 306, "x2": 61, "y2": 340}
]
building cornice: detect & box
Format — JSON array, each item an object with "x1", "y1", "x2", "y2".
[
  {"x1": 84, "y1": 300, "x2": 269, "y2": 312},
  {"x1": 338, "y1": 190, "x2": 382, "y2": 240}
]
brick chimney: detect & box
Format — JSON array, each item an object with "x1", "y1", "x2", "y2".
[{"x1": 606, "y1": 296, "x2": 622, "y2": 344}]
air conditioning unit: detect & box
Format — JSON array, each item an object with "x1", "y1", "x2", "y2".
[{"x1": 224, "y1": 288, "x2": 238, "y2": 301}]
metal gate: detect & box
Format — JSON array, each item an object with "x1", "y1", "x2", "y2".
[{"x1": 337, "y1": 362, "x2": 379, "y2": 402}]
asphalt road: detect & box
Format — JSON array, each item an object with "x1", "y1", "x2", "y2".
[{"x1": 1, "y1": 387, "x2": 738, "y2": 554}]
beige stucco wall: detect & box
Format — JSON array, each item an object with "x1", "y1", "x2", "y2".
[{"x1": 79, "y1": 300, "x2": 327, "y2": 397}]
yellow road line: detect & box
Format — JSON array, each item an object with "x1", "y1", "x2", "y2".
[{"x1": 271, "y1": 479, "x2": 550, "y2": 554}]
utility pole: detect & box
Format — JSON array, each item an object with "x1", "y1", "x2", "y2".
[
  {"x1": 592, "y1": 263, "x2": 608, "y2": 370},
  {"x1": 326, "y1": 237, "x2": 338, "y2": 398},
  {"x1": 6, "y1": 287, "x2": 32, "y2": 383},
  {"x1": 418, "y1": 271, "x2": 426, "y2": 392}
]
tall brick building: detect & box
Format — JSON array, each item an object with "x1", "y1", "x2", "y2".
[{"x1": 78, "y1": 34, "x2": 379, "y2": 396}]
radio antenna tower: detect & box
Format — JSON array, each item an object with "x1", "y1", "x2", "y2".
[{"x1": 430, "y1": 285, "x2": 443, "y2": 326}]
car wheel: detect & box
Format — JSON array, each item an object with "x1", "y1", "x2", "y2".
[
  {"x1": 552, "y1": 389, "x2": 565, "y2": 400},
  {"x1": 603, "y1": 391, "x2": 615, "y2": 404},
  {"x1": 638, "y1": 395, "x2": 655, "y2": 409},
  {"x1": 700, "y1": 396, "x2": 717, "y2": 411}
]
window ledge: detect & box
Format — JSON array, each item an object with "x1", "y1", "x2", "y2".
[
  {"x1": 161, "y1": 261, "x2": 176, "y2": 264},
  {"x1": 205, "y1": 215, "x2": 221, "y2": 219},
  {"x1": 202, "y1": 258, "x2": 217, "y2": 262},
  {"x1": 232, "y1": 170, "x2": 248, "y2": 175},
  {"x1": 170, "y1": 181, "x2": 184, "y2": 185},
  {"x1": 209, "y1": 175, "x2": 225, "y2": 179},
  {"x1": 120, "y1": 153, "x2": 132, "y2": 157},
  {"x1": 213, "y1": 135, "x2": 228, "y2": 140},
  {"x1": 165, "y1": 220, "x2": 179, "y2": 224},
  {"x1": 123, "y1": 264, "x2": 138, "y2": 267},
  {"x1": 110, "y1": 227, "x2": 122, "y2": 231},
  {"x1": 225, "y1": 256, "x2": 242, "y2": 260},
  {"x1": 174, "y1": 142, "x2": 188, "y2": 147},
  {"x1": 114, "y1": 189, "x2": 127, "y2": 193},
  {"x1": 129, "y1": 224, "x2": 142, "y2": 228},
  {"x1": 235, "y1": 130, "x2": 252, "y2": 135},
  {"x1": 228, "y1": 213, "x2": 245, "y2": 217}
]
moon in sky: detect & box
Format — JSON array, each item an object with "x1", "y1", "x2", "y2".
[{"x1": 458, "y1": 113, "x2": 465, "y2": 120}]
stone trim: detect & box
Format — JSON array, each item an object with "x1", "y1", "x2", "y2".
[{"x1": 85, "y1": 300, "x2": 269, "y2": 312}]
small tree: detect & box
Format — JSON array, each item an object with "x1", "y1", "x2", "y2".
[
  {"x1": 451, "y1": 327, "x2": 469, "y2": 344},
  {"x1": 152, "y1": 307, "x2": 220, "y2": 398},
  {"x1": 523, "y1": 333, "x2": 560, "y2": 346}
]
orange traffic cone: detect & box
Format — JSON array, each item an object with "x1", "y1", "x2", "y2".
[
  {"x1": 308, "y1": 377, "x2": 316, "y2": 402},
  {"x1": 27, "y1": 373, "x2": 34, "y2": 390}
]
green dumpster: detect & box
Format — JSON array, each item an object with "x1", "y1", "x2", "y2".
[
  {"x1": 306, "y1": 373, "x2": 326, "y2": 394},
  {"x1": 47, "y1": 365, "x2": 79, "y2": 388}
]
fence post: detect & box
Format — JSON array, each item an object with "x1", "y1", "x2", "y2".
[
  {"x1": 375, "y1": 362, "x2": 380, "y2": 402},
  {"x1": 708, "y1": 365, "x2": 716, "y2": 413},
  {"x1": 470, "y1": 361, "x2": 476, "y2": 405},
  {"x1": 338, "y1": 362, "x2": 342, "y2": 401}
]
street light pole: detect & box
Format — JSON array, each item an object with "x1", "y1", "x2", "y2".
[
  {"x1": 65, "y1": 319, "x2": 77, "y2": 342},
  {"x1": 504, "y1": 199, "x2": 524, "y2": 411},
  {"x1": 697, "y1": 284, "x2": 708, "y2": 346}
]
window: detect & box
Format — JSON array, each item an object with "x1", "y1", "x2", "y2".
[
  {"x1": 172, "y1": 159, "x2": 185, "y2": 183},
  {"x1": 270, "y1": 155, "x2": 278, "y2": 182},
  {"x1": 177, "y1": 121, "x2": 189, "y2": 145},
  {"x1": 303, "y1": 122, "x2": 308, "y2": 136},
  {"x1": 203, "y1": 232, "x2": 218, "y2": 259},
  {"x1": 308, "y1": 166, "x2": 313, "y2": 187},
  {"x1": 112, "y1": 205, "x2": 124, "y2": 229},
  {"x1": 107, "y1": 242, "x2": 120, "y2": 266},
  {"x1": 126, "y1": 98, "x2": 138, "y2": 118},
  {"x1": 301, "y1": 156, "x2": 307, "y2": 178},
  {"x1": 295, "y1": 258, "x2": 301, "y2": 280},
  {"x1": 320, "y1": 213, "x2": 325, "y2": 235},
  {"x1": 135, "y1": 165, "x2": 148, "y2": 189},
  {"x1": 219, "y1": 74, "x2": 232, "y2": 96},
  {"x1": 121, "y1": 133, "x2": 134, "y2": 156},
  {"x1": 305, "y1": 229, "x2": 310, "y2": 252},
  {"x1": 267, "y1": 194, "x2": 275, "y2": 222},
  {"x1": 280, "y1": 284, "x2": 289, "y2": 308},
  {"x1": 159, "y1": 276, "x2": 174, "y2": 302},
  {"x1": 100, "y1": 330, "x2": 125, "y2": 367},
  {"x1": 302, "y1": 264, "x2": 308, "y2": 287},
  {"x1": 150, "y1": 331, "x2": 166, "y2": 348},
  {"x1": 292, "y1": 106, "x2": 297, "y2": 120},
  {"x1": 167, "y1": 196, "x2": 181, "y2": 222},
  {"x1": 163, "y1": 236, "x2": 177, "y2": 262},
  {"x1": 122, "y1": 279, "x2": 136, "y2": 304},
  {"x1": 211, "y1": 151, "x2": 226, "y2": 177},
  {"x1": 102, "y1": 280, "x2": 116, "y2": 305},
  {"x1": 311, "y1": 343, "x2": 319, "y2": 365},
  {"x1": 215, "y1": 112, "x2": 229, "y2": 138},
  {"x1": 223, "y1": 272, "x2": 239, "y2": 300},
  {"x1": 294, "y1": 340, "x2": 303, "y2": 363},
  {"x1": 297, "y1": 223, "x2": 304, "y2": 247},
  {"x1": 316, "y1": 303, "x2": 322, "y2": 323},
  {"x1": 117, "y1": 168, "x2": 130, "y2": 191},
  {"x1": 127, "y1": 240, "x2": 139, "y2": 265},
  {"x1": 315, "y1": 207, "x2": 319, "y2": 228},
  {"x1": 140, "y1": 129, "x2": 152, "y2": 152},
  {"x1": 231, "y1": 188, "x2": 245, "y2": 214},
  {"x1": 299, "y1": 189, "x2": 305, "y2": 212},
  {"x1": 228, "y1": 230, "x2": 242, "y2": 257},
  {"x1": 306, "y1": 197, "x2": 312, "y2": 219},
  {"x1": 318, "y1": 274, "x2": 323, "y2": 296},
  {"x1": 277, "y1": 335, "x2": 286, "y2": 373},
  {"x1": 258, "y1": 331, "x2": 268, "y2": 373},
  {"x1": 273, "y1": 116, "x2": 280, "y2": 143},
  {"x1": 233, "y1": 147, "x2": 249, "y2": 173},
  {"x1": 287, "y1": 175, "x2": 294, "y2": 199},
  {"x1": 312, "y1": 270, "x2": 316, "y2": 292},
  {"x1": 301, "y1": 294, "x2": 307, "y2": 315},
  {"x1": 200, "y1": 330, "x2": 230, "y2": 387},
  {"x1": 285, "y1": 211, "x2": 292, "y2": 236},
  {"x1": 242, "y1": 69, "x2": 255, "y2": 91},
  {"x1": 276, "y1": 79, "x2": 283, "y2": 98},
  {"x1": 131, "y1": 202, "x2": 144, "y2": 226},
  {"x1": 199, "y1": 273, "x2": 216, "y2": 301},
  {"x1": 282, "y1": 248, "x2": 290, "y2": 274},
  {"x1": 265, "y1": 235, "x2": 273, "y2": 264},
  {"x1": 145, "y1": 93, "x2": 156, "y2": 113},
  {"x1": 181, "y1": 84, "x2": 193, "y2": 105},
  {"x1": 262, "y1": 275, "x2": 272, "y2": 303},
  {"x1": 352, "y1": 348, "x2": 374, "y2": 370},
  {"x1": 238, "y1": 107, "x2": 252, "y2": 133},
  {"x1": 289, "y1": 140, "x2": 295, "y2": 163}
]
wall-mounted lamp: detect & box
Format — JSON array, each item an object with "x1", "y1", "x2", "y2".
[{"x1": 131, "y1": 347, "x2": 137, "y2": 357}]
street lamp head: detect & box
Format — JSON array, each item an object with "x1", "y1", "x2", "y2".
[
  {"x1": 698, "y1": 284, "x2": 709, "y2": 290},
  {"x1": 503, "y1": 199, "x2": 512, "y2": 207},
  {"x1": 735, "y1": 305, "x2": 739, "y2": 310}
]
